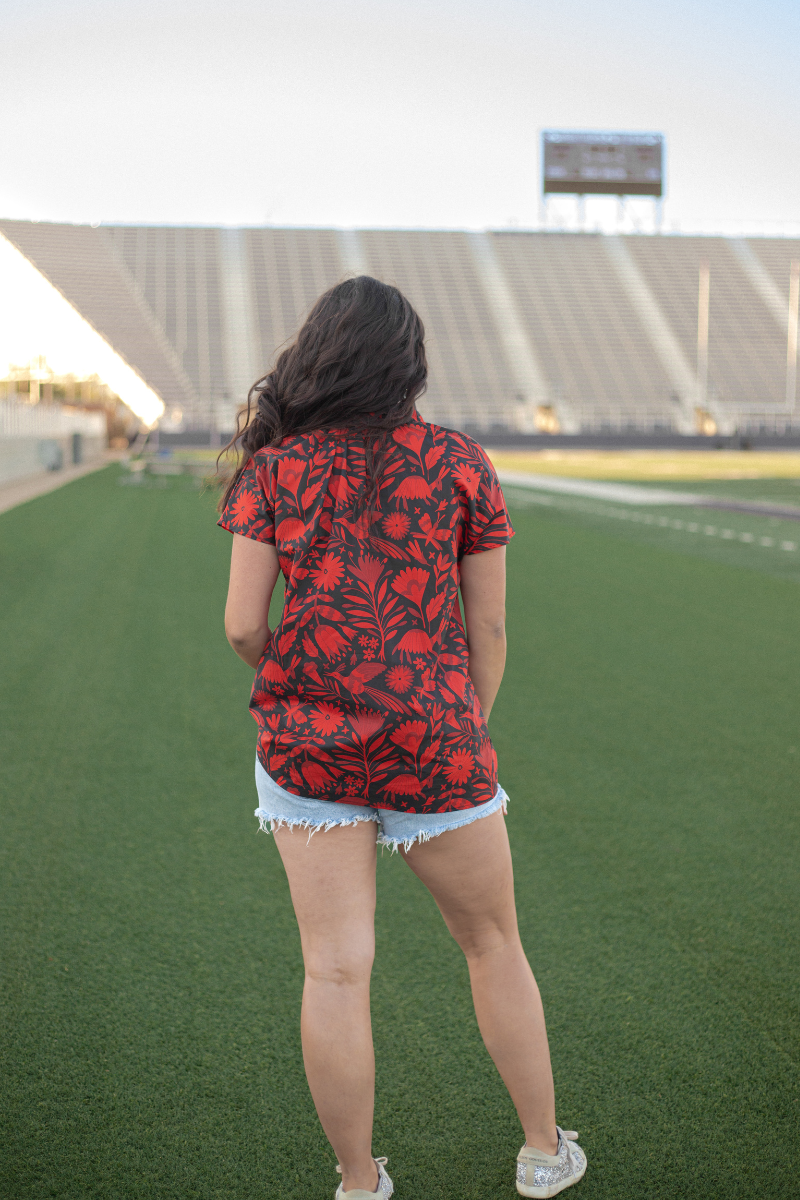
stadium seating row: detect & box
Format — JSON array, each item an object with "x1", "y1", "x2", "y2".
[{"x1": 1, "y1": 219, "x2": 798, "y2": 435}]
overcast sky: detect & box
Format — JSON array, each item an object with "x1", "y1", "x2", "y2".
[{"x1": 1, "y1": 0, "x2": 798, "y2": 233}]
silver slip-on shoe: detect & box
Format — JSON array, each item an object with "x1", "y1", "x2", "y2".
[
  {"x1": 335, "y1": 1156, "x2": 393, "y2": 1200},
  {"x1": 516, "y1": 1128, "x2": 587, "y2": 1197}
]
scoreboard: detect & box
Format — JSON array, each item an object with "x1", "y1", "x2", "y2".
[{"x1": 542, "y1": 131, "x2": 664, "y2": 197}]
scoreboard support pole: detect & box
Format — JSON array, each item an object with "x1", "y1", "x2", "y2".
[
  {"x1": 539, "y1": 193, "x2": 549, "y2": 230},
  {"x1": 655, "y1": 198, "x2": 664, "y2": 233}
]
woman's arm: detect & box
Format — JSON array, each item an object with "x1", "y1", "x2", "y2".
[
  {"x1": 459, "y1": 544, "x2": 507, "y2": 721},
  {"x1": 224, "y1": 534, "x2": 281, "y2": 668}
]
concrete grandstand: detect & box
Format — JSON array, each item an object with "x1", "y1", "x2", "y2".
[{"x1": 1, "y1": 219, "x2": 798, "y2": 439}]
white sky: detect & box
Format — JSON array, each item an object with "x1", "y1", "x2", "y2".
[{"x1": 1, "y1": 0, "x2": 799, "y2": 234}]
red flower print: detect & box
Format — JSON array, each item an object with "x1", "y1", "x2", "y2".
[
  {"x1": 230, "y1": 489, "x2": 259, "y2": 527},
  {"x1": 386, "y1": 665, "x2": 413, "y2": 694},
  {"x1": 281, "y1": 457, "x2": 306, "y2": 497},
  {"x1": 392, "y1": 567, "x2": 429, "y2": 606},
  {"x1": 304, "y1": 660, "x2": 324, "y2": 687},
  {"x1": 339, "y1": 513, "x2": 370, "y2": 540},
  {"x1": 445, "y1": 794, "x2": 475, "y2": 811},
  {"x1": 443, "y1": 749, "x2": 474, "y2": 784},
  {"x1": 383, "y1": 512, "x2": 411, "y2": 540},
  {"x1": 348, "y1": 711, "x2": 384, "y2": 742},
  {"x1": 311, "y1": 554, "x2": 345, "y2": 591},
  {"x1": 276, "y1": 517, "x2": 306, "y2": 542},
  {"x1": 276, "y1": 629, "x2": 296, "y2": 656},
  {"x1": 310, "y1": 703, "x2": 345, "y2": 735},
  {"x1": 260, "y1": 661, "x2": 288, "y2": 684},
  {"x1": 454, "y1": 465, "x2": 481, "y2": 498},
  {"x1": 383, "y1": 774, "x2": 423, "y2": 796},
  {"x1": 329, "y1": 473, "x2": 352, "y2": 505},
  {"x1": 331, "y1": 661, "x2": 386, "y2": 695},
  {"x1": 302, "y1": 760, "x2": 334, "y2": 792},
  {"x1": 283, "y1": 698, "x2": 307, "y2": 726},
  {"x1": 315, "y1": 624, "x2": 349, "y2": 660},
  {"x1": 416, "y1": 513, "x2": 450, "y2": 546},
  {"x1": 444, "y1": 670, "x2": 468, "y2": 700},
  {"x1": 393, "y1": 476, "x2": 433, "y2": 507},
  {"x1": 350, "y1": 553, "x2": 384, "y2": 587},
  {"x1": 393, "y1": 424, "x2": 426, "y2": 456},
  {"x1": 476, "y1": 740, "x2": 495, "y2": 772},
  {"x1": 219, "y1": 415, "x2": 514, "y2": 814},
  {"x1": 396, "y1": 629, "x2": 433, "y2": 659},
  {"x1": 390, "y1": 720, "x2": 427, "y2": 754},
  {"x1": 419, "y1": 671, "x2": 435, "y2": 695}
]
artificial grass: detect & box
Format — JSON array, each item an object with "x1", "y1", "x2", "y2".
[
  {"x1": 1, "y1": 465, "x2": 798, "y2": 1199},
  {"x1": 637, "y1": 476, "x2": 800, "y2": 505},
  {"x1": 502, "y1": 484, "x2": 800, "y2": 586}
]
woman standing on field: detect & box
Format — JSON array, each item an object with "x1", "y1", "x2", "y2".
[{"x1": 218, "y1": 276, "x2": 587, "y2": 1199}]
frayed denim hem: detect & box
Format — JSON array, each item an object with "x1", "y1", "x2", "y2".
[
  {"x1": 253, "y1": 758, "x2": 509, "y2": 852},
  {"x1": 255, "y1": 808, "x2": 380, "y2": 844},
  {"x1": 375, "y1": 788, "x2": 508, "y2": 854}
]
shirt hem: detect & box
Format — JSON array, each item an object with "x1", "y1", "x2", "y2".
[
  {"x1": 218, "y1": 517, "x2": 276, "y2": 544},
  {"x1": 255, "y1": 746, "x2": 497, "y2": 815}
]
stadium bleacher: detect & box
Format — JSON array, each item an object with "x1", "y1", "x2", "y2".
[
  {"x1": 492, "y1": 232, "x2": 680, "y2": 432},
  {"x1": 0, "y1": 220, "x2": 198, "y2": 418},
  {"x1": 1, "y1": 219, "x2": 797, "y2": 437},
  {"x1": 627, "y1": 236, "x2": 791, "y2": 420}
]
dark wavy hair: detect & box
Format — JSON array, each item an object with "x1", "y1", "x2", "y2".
[{"x1": 217, "y1": 275, "x2": 427, "y2": 514}]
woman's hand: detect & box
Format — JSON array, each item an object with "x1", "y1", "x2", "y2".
[
  {"x1": 224, "y1": 534, "x2": 281, "y2": 668},
  {"x1": 459, "y1": 545, "x2": 507, "y2": 722}
]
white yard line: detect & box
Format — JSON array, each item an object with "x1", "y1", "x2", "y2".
[
  {"x1": 496, "y1": 470, "x2": 703, "y2": 505},
  {"x1": 496, "y1": 470, "x2": 800, "y2": 521},
  {"x1": 611, "y1": 509, "x2": 797, "y2": 552},
  {"x1": 503, "y1": 487, "x2": 798, "y2": 553}
]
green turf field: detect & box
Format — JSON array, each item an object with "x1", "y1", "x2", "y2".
[{"x1": 1, "y1": 465, "x2": 798, "y2": 1199}]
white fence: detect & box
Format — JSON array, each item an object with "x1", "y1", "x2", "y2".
[
  {"x1": 0, "y1": 399, "x2": 106, "y2": 486},
  {"x1": 0, "y1": 399, "x2": 105, "y2": 438}
]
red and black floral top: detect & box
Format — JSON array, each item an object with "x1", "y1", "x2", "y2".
[{"x1": 219, "y1": 414, "x2": 514, "y2": 814}]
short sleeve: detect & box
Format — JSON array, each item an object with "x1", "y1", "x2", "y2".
[
  {"x1": 217, "y1": 454, "x2": 276, "y2": 543},
  {"x1": 460, "y1": 451, "x2": 515, "y2": 556}
]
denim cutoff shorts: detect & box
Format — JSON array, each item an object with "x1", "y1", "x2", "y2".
[{"x1": 255, "y1": 759, "x2": 508, "y2": 853}]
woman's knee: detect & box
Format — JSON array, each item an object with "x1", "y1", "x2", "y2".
[
  {"x1": 303, "y1": 937, "x2": 375, "y2": 988},
  {"x1": 447, "y1": 913, "x2": 521, "y2": 963}
]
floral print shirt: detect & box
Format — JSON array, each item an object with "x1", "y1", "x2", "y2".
[{"x1": 219, "y1": 414, "x2": 514, "y2": 813}]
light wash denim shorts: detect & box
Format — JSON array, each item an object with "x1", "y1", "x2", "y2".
[{"x1": 255, "y1": 759, "x2": 508, "y2": 853}]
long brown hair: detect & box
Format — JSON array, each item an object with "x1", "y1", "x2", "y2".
[{"x1": 217, "y1": 275, "x2": 427, "y2": 514}]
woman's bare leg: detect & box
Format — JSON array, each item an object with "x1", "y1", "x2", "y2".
[
  {"x1": 402, "y1": 810, "x2": 558, "y2": 1153},
  {"x1": 273, "y1": 820, "x2": 380, "y2": 1193}
]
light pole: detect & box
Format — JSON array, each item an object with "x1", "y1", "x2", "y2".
[
  {"x1": 697, "y1": 263, "x2": 710, "y2": 418},
  {"x1": 787, "y1": 260, "x2": 799, "y2": 415}
]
